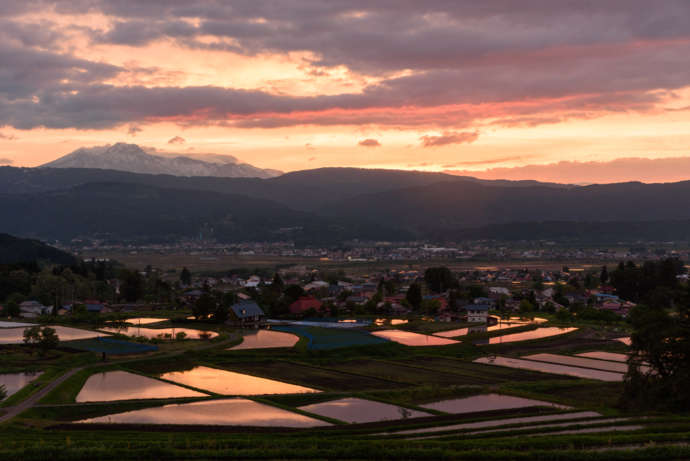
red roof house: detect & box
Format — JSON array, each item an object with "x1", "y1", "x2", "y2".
[{"x1": 289, "y1": 296, "x2": 323, "y2": 314}]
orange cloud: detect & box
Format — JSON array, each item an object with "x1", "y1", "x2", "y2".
[{"x1": 358, "y1": 138, "x2": 381, "y2": 147}]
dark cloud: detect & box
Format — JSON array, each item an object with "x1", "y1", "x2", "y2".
[
  {"x1": 0, "y1": 132, "x2": 17, "y2": 140},
  {"x1": 168, "y1": 135, "x2": 185, "y2": 144},
  {"x1": 0, "y1": 157, "x2": 13, "y2": 165},
  {"x1": 0, "y1": 2, "x2": 689, "y2": 131},
  {"x1": 420, "y1": 131, "x2": 479, "y2": 147},
  {"x1": 358, "y1": 138, "x2": 381, "y2": 147},
  {"x1": 127, "y1": 125, "x2": 142, "y2": 136}
]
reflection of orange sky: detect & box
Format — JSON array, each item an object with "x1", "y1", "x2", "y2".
[{"x1": 2, "y1": 10, "x2": 690, "y2": 182}]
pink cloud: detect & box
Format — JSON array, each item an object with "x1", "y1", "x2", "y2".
[{"x1": 420, "y1": 131, "x2": 479, "y2": 147}]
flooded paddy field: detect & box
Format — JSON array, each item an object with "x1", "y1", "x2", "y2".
[
  {"x1": 76, "y1": 371, "x2": 207, "y2": 402},
  {"x1": 371, "y1": 329, "x2": 459, "y2": 346},
  {"x1": 474, "y1": 356, "x2": 624, "y2": 381},
  {"x1": 475, "y1": 327, "x2": 578, "y2": 345},
  {"x1": 101, "y1": 326, "x2": 218, "y2": 340},
  {"x1": 0, "y1": 371, "x2": 42, "y2": 400},
  {"x1": 396, "y1": 356, "x2": 575, "y2": 384},
  {"x1": 0, "y1": 325, "x2": 105, "y2": 344},
  {"x1": 4, "y1": 316, "x2": 684, "y2": 460},
  {"x1": 228, "y1": 330, "x2": 299, "y2": 350},
  {"x1": 159, "y1": 366, "x2": 320, "y2": 395},
  {"x1": 77, "y1": 398, "x2": 331, "y2": 427},
  {"x1": 298, "y1": 397, "x2": 430, "y2": 423},
  {"x1": 576, "y1": 351, "x2": 629, "y2": 362},
  {"x1": 522, "y1": 353, "x2": 635, "y2": 373},
  {"x1": 204, "y1": 360, "x2": 409, "y2": 392},
  {"x1": 421, "y1": 393, "x2": 567, "y2": 414}
]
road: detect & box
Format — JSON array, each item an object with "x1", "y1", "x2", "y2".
[{"x1": 0, "y1": 366, "x2": 84, "y2": 423}]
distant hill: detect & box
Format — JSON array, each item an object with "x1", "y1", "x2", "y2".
[
  {"x1": 1, "y1": 165, "x2": 690, "y2": 244},
  {"x1": 41, "y1": 143, "x2": 281, "y2": 179},
  {"x1": 0, "y1": 182, "x2": 405, "y2": 244},
  {"x1": 0, "y1": 233, "x2": 77, "y2": 265},
  {"x1": 0, "y1": 166, "x2": 567, "y2": 212}
]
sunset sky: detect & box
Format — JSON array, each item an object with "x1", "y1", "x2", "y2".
[{"x1": 2, "y1": 1, "x2": 690, "y2": 182}]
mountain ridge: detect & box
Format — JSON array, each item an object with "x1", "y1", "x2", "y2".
[{"x1": 41, "y1": 143, "x2": 282, "y2": 179}]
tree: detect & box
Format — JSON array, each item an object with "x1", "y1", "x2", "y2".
[
  {"x1": 272, "y1": 273, "x2": 284, "y2": 292},
  {"x1": 519, "y1": 299, "x2": 535, "y2": 313},
  {"x1": 23, "y1": 326, "x2": 59, "y2": 356},
  {"x1": 623, "y1": 301, "x2": 690, "y2": 411},
  {"x1": 283, "y1": 284, "x2": 305, "y2": 303},
  {"x1": 212, "y1": 304, "x2": 229, "y2": 323},
  {"x1": 406, "y1": 283, "x2": 422, "y2": 310},
  {"x1": 193, "y1": 293, "x2": 216, "y2": 320},
  {"x1": 180, "y1": 267, "x2": 192, "y2": 286},
  {"x1": 600, "y1": 265, "x2": 609, "y2": 284},
  {"x1": 5, "y1": 299, "x2": 20, "y2": 317},
  {"x1": 424, "y1": 267, "x2": 457, "y2": 293},
  {"x1": 120, "y1": 269, "x2": 144, "y2": 302}
]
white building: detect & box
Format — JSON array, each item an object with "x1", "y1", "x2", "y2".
[{"x1": 467, "y1": 304, "x2": 490, "y2": 323}]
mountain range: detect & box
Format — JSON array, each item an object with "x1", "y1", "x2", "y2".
[
  {"x1": 41, "y1": 143, "x2": 281, "y2": 179},
  {"x1": 2, "y1": 163, "x2": 690, "y2": 244}
]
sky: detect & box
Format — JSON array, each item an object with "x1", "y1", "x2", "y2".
[{"x1": 1, "y1": 0, "x2": 690, "y2": 183}]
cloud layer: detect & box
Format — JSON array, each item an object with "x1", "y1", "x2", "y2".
[
  {"x1": 446, "y1": 157, "x2": 690, "y2": 184},
  {"x1": 0, "y1": 1, "x2": 689, "y2": 132}
]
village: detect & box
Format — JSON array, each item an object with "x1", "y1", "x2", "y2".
[
  {"x1": 1, "y1": 253, "x2": 688, "y2": 459},
  {"x1": 2, "y1": 261, "x2": 648, "y2": 325}
]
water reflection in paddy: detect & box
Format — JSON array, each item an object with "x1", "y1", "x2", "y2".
[
  {"x1": 101, "y1": 326, "x2": 217, "y2": 340},
  {"x1": 77, "y1": 398, "x2": 330, "y2": 427},
  {"x1": 76, "y1": 371, "x2": 207, "y2": 402},
  {"x1": 436, "y1": 317, "x2": 548, "y2": 338},
  {"x1": 523, "y1": 353, "x2": 634, "y2": 373},
  {"x1": 299, "y1": 398, "x2": 430, "y2": 423},
  {"x1": 160, "y1": 366, "x2": 319, "y2": 395},
  {"x1": 421, "y1": 393, "x2": 567, "y2": 414},
  {"x1": 0, "y1": 326, "x2": 104, "y2": 344},
  {"x1": 0, "y1": 372, "x2": 42, "y2": 400},
  {"x1": 374, "y1": 319, "x2": 408, "y2": 326},
  {"x1": 474, "y1": 356, "x2": 623, "y2": 381},
  {"x1": 122, "y1": 318, "x2": 169, "y2": 325},
  {"x1": 371, "y1": 330, "x2": 459, "y2": 346},
  {"x1": 576, "y1": 351, "x2": 629, "y2": 363},
  {"x1": 228, "y1": 330, "x2": 299, "y2": 350},
  {"x1": 476, "y1": 327, "x2": 577, "y2": 345}
]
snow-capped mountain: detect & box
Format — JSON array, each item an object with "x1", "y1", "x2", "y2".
[{"x1": 41, "y1": 143, "x2": 282, "y2": 178}]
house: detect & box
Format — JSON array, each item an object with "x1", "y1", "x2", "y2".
[
  {"x1": 19, "y1": 301, "x2": 50, "y2": 318},
  {"x1": 466, "y1": 304, "x2": 490, "y2": 323},
  {"x1": 473, "y1": 297, "x2": 495, "y2": 307},
  {"x1": 84, "y1": 300, "x2": 110, "y2": 313},
  {"x1": 243, "y1": 275, "x2": 262, "y2": 288},
  {"x1": 289, "y1": 296, "x2": 322, "y2": 314},
  {"x1": 303, "y1": 280, "x2": 329, "y2": 291},
  {"x1": 489, "y1": 287, "x2": 510, "y2": 297},
  {"x1": 228, "y1": 301, "x2": 265, "y2": 327}
]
